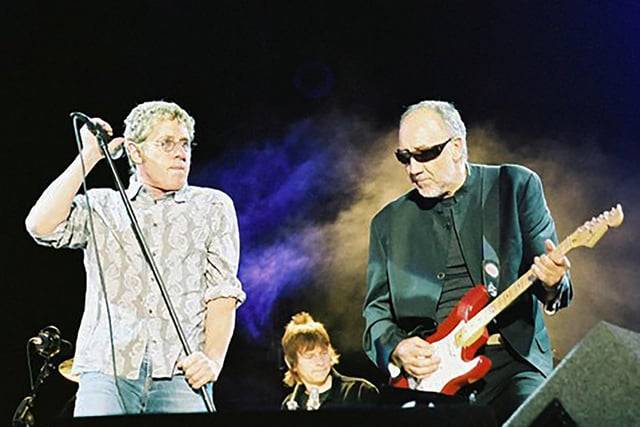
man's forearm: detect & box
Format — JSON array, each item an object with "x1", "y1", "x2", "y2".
[
  {"x1": 204, "y1": 297, "x2": 237, "y2": 370},
  {"x1": 26, "y1": 153, "x2": 100, "y2": 236}
]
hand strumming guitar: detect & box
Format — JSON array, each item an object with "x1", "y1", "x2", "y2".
[{"x1": 391, "y1": 336, "x2": 441, "y2": 380}]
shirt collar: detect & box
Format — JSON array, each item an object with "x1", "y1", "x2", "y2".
[
  {"x1": 436, "y1": 163, "x2": 476, "y2": 209},
  {"x1": 125, "y1": 174, "x2": 189, "y2": 203},
  {"x1": 450, "y1": 162, "x2": 476, "y2": 201}
]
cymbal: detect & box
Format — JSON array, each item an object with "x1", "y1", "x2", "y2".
[{"x1": 58, "y1": 358, "x2": 80, "y2": 383}]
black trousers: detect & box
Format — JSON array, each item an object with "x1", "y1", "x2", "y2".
[{"x1": 458, "y1": 344, "x2": 545, "y2": 425}]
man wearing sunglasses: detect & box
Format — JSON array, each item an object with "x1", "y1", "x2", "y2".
[
  {"x1": 25, "y1": 100, "x2": 246, "y2": 416},
  {"x1": 362, "y1": 100, "x2": 573, "y2": 424}
]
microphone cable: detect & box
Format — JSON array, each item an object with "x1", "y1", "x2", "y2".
[{"x1": 70, "y1": 115, "x2": 129, "y2": 414}]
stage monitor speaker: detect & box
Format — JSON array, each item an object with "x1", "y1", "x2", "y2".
[{"x1": 504, "y1": 320, "x2": 640, "y2": 427}]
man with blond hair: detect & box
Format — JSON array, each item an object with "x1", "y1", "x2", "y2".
[
  {"x1": 281, "y1": 311, "x2": 379, "y2": 410},
  {"x1": 26, "y1": 100, "x2": 245, "y2": 416}
]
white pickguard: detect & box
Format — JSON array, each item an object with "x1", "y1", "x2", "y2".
[{"x1": 408, "y1": 321, "x2": 482, "y2": 392}]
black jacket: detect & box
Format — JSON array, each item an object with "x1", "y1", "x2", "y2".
[
  {"x1": 281, "y1": 369, "x2": 380, "y2": 410},
  {"x1": 362, "y1": 163, "x2": 573, "y2": 378}
]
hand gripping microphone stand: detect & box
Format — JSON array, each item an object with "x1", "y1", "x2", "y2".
[{"x1": 70, "y1": 112, "x2": 215, "y2": 413}]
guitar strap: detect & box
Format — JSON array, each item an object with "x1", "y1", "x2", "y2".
[{"x1": 481, "y1": 165, "x2": 501, "y2": 299}]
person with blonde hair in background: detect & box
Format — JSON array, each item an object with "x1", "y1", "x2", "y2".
[{"x1": 281, "y1": 312, "x2": 379, "y2": 410}]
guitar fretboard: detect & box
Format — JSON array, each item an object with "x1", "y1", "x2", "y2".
[{"x1": 457, "y1": 233, "x2": 575, "y2": 345}]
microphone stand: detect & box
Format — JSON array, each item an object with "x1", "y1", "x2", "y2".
[
  {"x1": 88, "y1": 123, "x2": 215, "y2": 413},
  {"x1": 12, "y1": 357, "x2": 57, "y2": 426}
]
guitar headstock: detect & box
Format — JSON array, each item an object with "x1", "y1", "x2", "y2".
[{"x1": 570, "y1": 204, "x2": 624, "y2": 249}]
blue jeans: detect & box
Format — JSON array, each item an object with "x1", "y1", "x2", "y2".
[{"x1": 73, "y1": 357, "x2": 214, "y2": 416}]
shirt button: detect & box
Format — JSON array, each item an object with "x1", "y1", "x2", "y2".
[{"x1": 436, "y1": 272, "x2": 446, "y2": 280}]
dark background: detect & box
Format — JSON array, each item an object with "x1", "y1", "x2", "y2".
[{"x1": 3, "y1": 1, "x2": 639, "y2": 425}]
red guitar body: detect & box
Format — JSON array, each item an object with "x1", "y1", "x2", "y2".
[
  {"x1": 388, "y1": 204, "x2": 626, "y2": 395},
  {"x1": 389, "y1": 285, "x2": 493, "y2": 395}
]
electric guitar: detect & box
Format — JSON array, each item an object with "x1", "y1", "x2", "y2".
[{"x1": 389, "y1": 204, "x2": 624, "y2": 395}]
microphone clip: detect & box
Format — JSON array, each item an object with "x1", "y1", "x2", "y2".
[{"x1": 30, "y1": 325, "x2": 62, "y2": 359}]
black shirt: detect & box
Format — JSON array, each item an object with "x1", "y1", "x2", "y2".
[{"x1": 281, "y1": 369, "x2": 379, "y2": 410}]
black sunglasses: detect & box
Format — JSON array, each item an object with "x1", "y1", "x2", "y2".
[{"x1": 394, "y1": 137, "x2": 452, "y2": 165}]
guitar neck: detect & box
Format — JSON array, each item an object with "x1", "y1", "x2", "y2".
[{"x1": 460, "y1": 236, "x2": 574, "y2": 344}]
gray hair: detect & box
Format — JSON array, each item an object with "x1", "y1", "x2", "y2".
[
  {"x1": 124, "y1": 100, "x2": 195, "y2": 143},
  {"x1": 400, "y1": 100, "x2": 468, "y2": 160}
]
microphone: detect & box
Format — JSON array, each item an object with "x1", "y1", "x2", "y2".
[
  {"x1": 70, "y1": 111, "x2": 124, "y2": 159},
  {"x1": 29, "y1": 325, "x2": 62, "y2": 358},
  {"x1": 306, "y1": 386, "x2": 321, "y2": 410}
]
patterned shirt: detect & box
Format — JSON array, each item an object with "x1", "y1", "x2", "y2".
[{"x1": 29, "y1": 177, "x2": 246, "y2": 379}]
